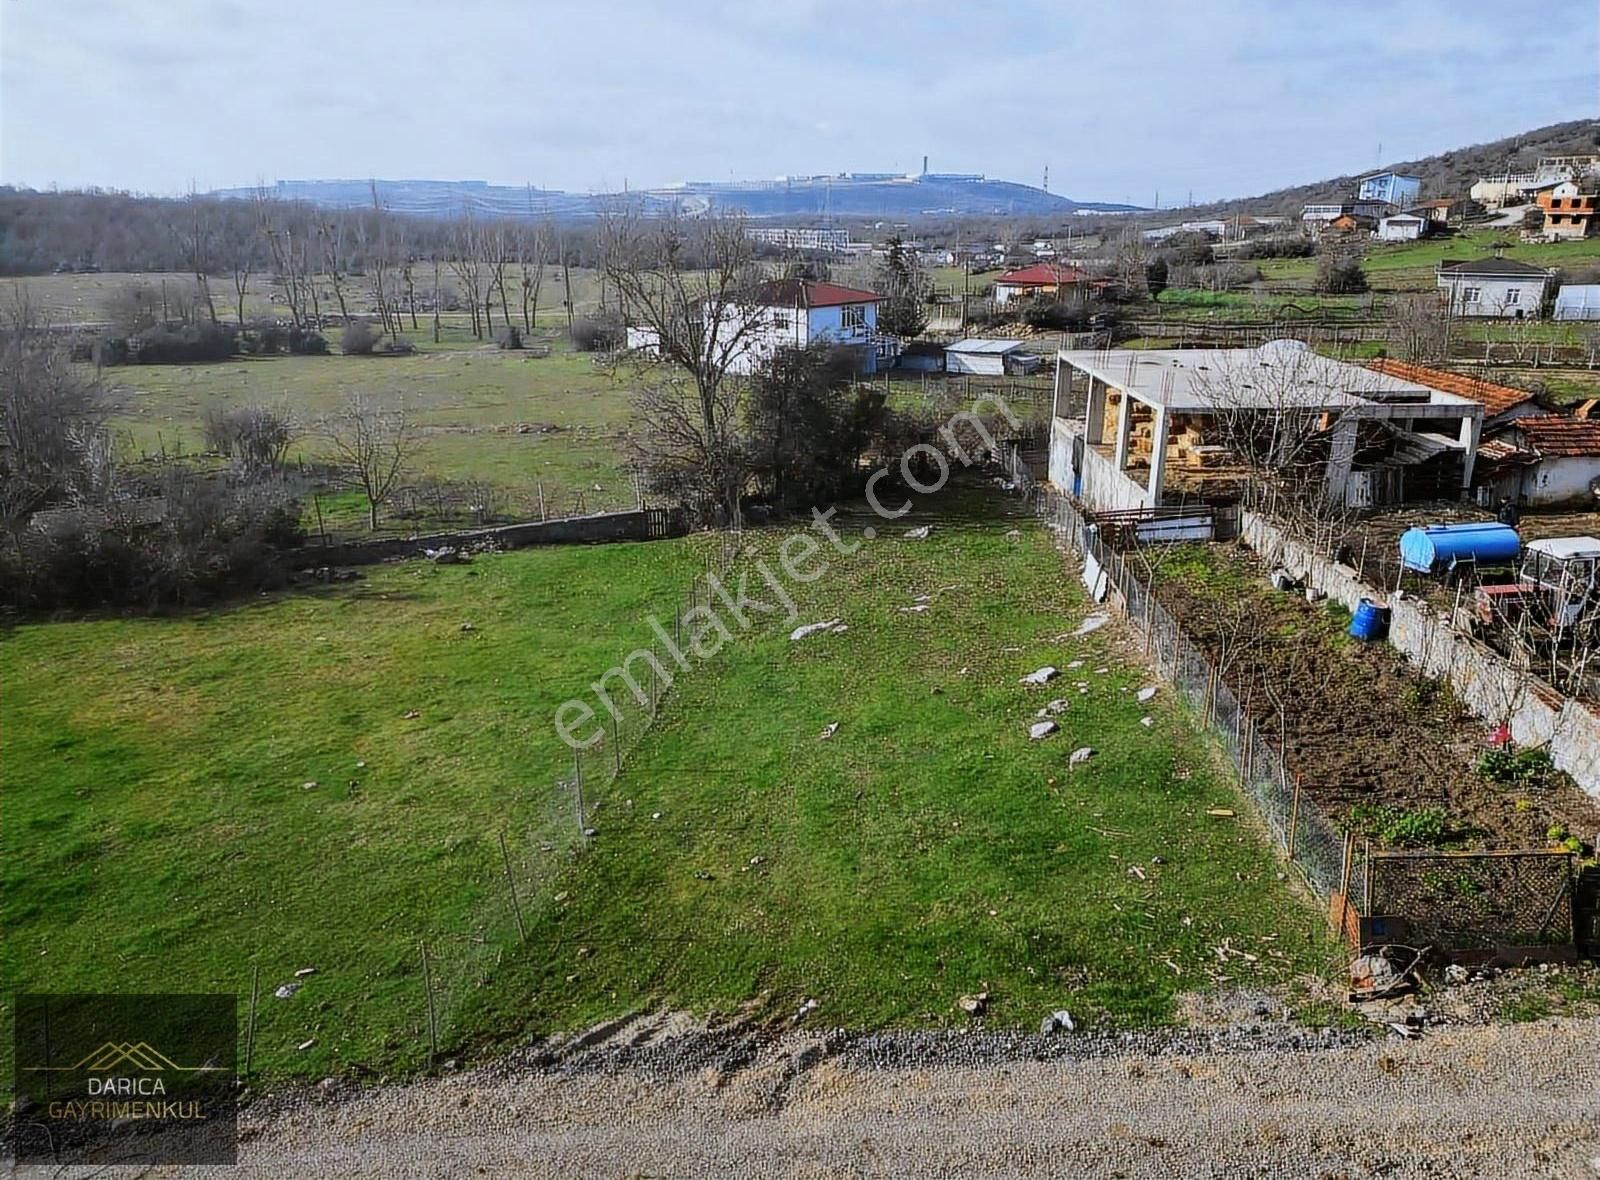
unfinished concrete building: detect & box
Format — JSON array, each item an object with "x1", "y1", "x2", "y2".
[{"x1": 1048, "y1": 341, "x2": 1485, "y2": 512}]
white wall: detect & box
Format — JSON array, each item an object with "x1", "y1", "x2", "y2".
[
  {"x1": 1438, "y1": 275, "x2": 1547, "y2": 317},
  {"x1": 1520, "y1": 456, "x2": 1600, "y2": 506}
]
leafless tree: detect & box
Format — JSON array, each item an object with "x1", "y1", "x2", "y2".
[
  {"x1": 320, "y1": 217, "x2": 353, "y2": 324},
  {"x1": 0, "y1": 295, "x2": 112, "y2": 546},
  {"x1": 171, "y1": 186, "x2": 220, "y2": 323},
  {"x1": 487, "y1": 224, "x2": 515, "y2": 333},
  {"x1": 321, "y1": 393, "x2": 423, "y2": 530},
  {"x1": 1113, "y1": 226, "x2": 1149, "y2": 301},
  {"x1": 448, "y1": 212, "x2": 487, "y2": 339},
  {"x1": 203, "y1": 402, "x2": 298, "y2": 476},
  {"x1": 1385, "y1": 294, "x2": 1453, "y2": 362},
  {"x1": 231, "y1": 235, "x2": 257, "y2": 327},
  {"x1": 518, "y1": 218, "x2": 551, "y2": 333},
  {"x1": 600, "y1": 206, "x2": 768, "y2": 518},
  {"x1": 1190, "y1": 341, "x2": 1391, "y2": 548},
  {"x1": 254, "y1": 189, "x2": 308, "y2": 329}
]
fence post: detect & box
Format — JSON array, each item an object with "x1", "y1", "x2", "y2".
[
  {"x1": 1287, "y1": 774, "x2": 1302, "y2": 861},
  {"x1": 1362, "y1": 840, "x2": 1374, "y2": 915},
  {"x1": 243, "y1": 963, "x2": 259, "y2": 1083},
  {"x1": 498, "y1": 830, "x2": 527, "y2": 943},
  {"x1": 572, "y1": 748, "x2": 586, "y2": 838},
  {"x1": 419, "y1": 941, "x2": 438, "y2": 1070}
]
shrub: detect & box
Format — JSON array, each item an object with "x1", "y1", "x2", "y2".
[
  {"x1": 1351, "y1": 804, "x2": 1451, "y2": 849},
  {"x1": 91, "y1": 335, "x2": 131, "y2": 367},
  {"x1": 288, "y1": 327, "x2": 329, "y2": 356},
  {"x1": 1234, "y1": 236, "x2": 1316, "y2": 261},
  {"x1": 571, "y1": 314, "x2": 623, "y2": 352},
  {"x1": 1315, "y1": 252, "x2": 1368, "y2": 295},
  {"x1": 1477, "y1": 745, "x2": 1556, "y2": 790},
  {"x1": 495, "y1": 325, "x2": 523, "y2": 350},
  {"x1": 1022, "y1": 299, "x2": 1089, "y2": 331},
  {"x1": 340, "y1": 319, "x2": 380, "y2": 356},
  {"x1": 132, "y1": 321, "x2": 237, "y2": 364}
]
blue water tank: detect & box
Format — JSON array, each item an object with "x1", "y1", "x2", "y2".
[
  {"x1": 1349, "y1": 598, "x2": 1390, "y2": 641},
  {"x1": 1398, "y1": 522, "x2": 1521, "y2": 574}
]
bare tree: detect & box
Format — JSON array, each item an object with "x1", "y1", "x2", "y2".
[
  {"x1": 487, "y1": 224, "x2": 515, "y2": 333},
  {"x1": 600, "y1": 206, "x2": 768, "y2": 519},
  {"x1": 518, "y1": 203, "x2": 551, "y2": 333},
  {"x1": 0, "y1": 295, "x2": 112, "y2": 547},
  {"x1": 448, "y1": 212, "x2": 486, "y2": 339},
  {"x1": 171, "y1": 186, "x2": 220, "y2": 323},
  {"x1": 231, "y1": 234, "x2": 257, "y2": 327},
  {"x1": 322, "y1": 394, "x2": 422, "y2": 530},
  {"x1": 320, "y1": 217, "x2": 353, "y2": 324},
  {"x1": 1385, "y1": 294, "x2": 1452, "y2": 362}
]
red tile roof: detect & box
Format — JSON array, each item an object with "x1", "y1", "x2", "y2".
[
  {"x1": 1510, "y1": 415, "x2": 1600, "y2": 458},
  {"x1": 995, "y1": 263, "x2": 1092, "y2": 287},
  {"x1": 750, "y1": 279, "x2": 880, "y2": 308},
  {"x1": 1367, "y1": 359, "x2": 1537, "y2": 417}
]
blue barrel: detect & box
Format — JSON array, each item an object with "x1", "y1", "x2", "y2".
[
  {"x1": 1398, "y1": 522, "x2": 1520, "y2": 574},
  {"x1": 1349, "y1": 598, "x2": 1389, "y2": 641}
]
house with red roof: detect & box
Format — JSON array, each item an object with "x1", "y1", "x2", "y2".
[
  {"x1": 1366, "y1": 359, "x2": 1544, "y2": 429},
  {"x1": 1478, "y1": 414, "x2": 1600, "y2": 507},
  {"x1": 992, "y1": 262, "x2": 1098, "y2": 306},
  {"x1": 716, "y1": 277, "x2": 895, "y2": 374}
]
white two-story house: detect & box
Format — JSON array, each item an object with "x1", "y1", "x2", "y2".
[
  {"x1": 717, "y1": 279, "x2": 893, "y2": 375},
  {"x1": 1436, "y1": 257, "x2": 1553, "y2": 319}
]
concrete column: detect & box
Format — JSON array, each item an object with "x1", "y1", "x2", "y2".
[
  {"x1": 1112, "y1": 391, "x2": 1133, "y2": 470},
  {"x1": 1051, "y1": 355, "x2": 1063, "y2": 422},
  {"x1": 1147, "y1": 405, "x2": 1170, "y2": 507},
  {"x1": 1085, "y1": 374, "x2": 1107, "y2": 444},
  {"x1": 1458, "y1": 410, "x2": 1483, "y2": 491},
  {"x1": 1323, "y1": 414, "x2": 1360, "y2": 503}
]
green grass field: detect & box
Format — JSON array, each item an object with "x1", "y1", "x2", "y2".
[
  {"x1": 109, "y1": 327, "x2": 641, "y2": 524},
  {"x1": 1258, "y1": 230, "x2": 1600, "y2": 291},
  {"x1": 1, "y1": 489, "x2": 1332, "y2": 1082}
]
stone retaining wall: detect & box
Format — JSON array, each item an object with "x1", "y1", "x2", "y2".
[{"x1": 1241, "y1": 511, "x2": 1600, "y2": 799}]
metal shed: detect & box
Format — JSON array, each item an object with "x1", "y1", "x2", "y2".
[
  {"x1": 1554, "y1": 285, "x2": 1600, "y2": 320},
  {"x1": 945, "y1": 338, "x2": 1039, "y2": 377}
]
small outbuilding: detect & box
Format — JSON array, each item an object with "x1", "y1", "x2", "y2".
[
  {"x1": 945, "y1": 338, "x2": 1041, "y2": 377},
  {"x1": 1479, "y1": 415, "x2": 1600, "y2": 507},
  {"x1": 1377, "y1": 213, "x2": 1427, "y2": 242}
]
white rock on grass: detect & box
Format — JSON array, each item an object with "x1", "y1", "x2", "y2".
[
  {"x1": 790, "y1": 618, "x2": 844, "y2": 642},
  {"x1": 1069, "y1": 747, "x2": 1096, "y2": 765},
  {"x1": 1073, "y1": 614, "x2": 1110, "y2": 636},
  {"x1": 904, "y1": 525, "x2": 933, "y2": 540},
  {"x1": 1029, "y1": 720, "x2": 1059, "y2": 740},
  {"x1": 1020, "y1": 667, "x2": 1059, "y2": 686},
  {"x1": 1036, "y1": 698, "x2": 1070, "y2": 717},
  {"x1": 819, "y1": 722, "x2": 839, "y2": 741},
  {"x1": 1140, "y1": 716, "x2": 1155, "y2": 728},
  {"x1": 1137, "y1": 686, "x2": 1159, "y2": 703}
]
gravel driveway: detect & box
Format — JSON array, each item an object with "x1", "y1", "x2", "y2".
[{"x1": 112, "y1": 1012, "x2": 1600, "y2": 1178}]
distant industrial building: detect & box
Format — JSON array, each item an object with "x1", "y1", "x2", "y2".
[{"x1": 748, "y1": 227, "x2": 852, "y2": 252}]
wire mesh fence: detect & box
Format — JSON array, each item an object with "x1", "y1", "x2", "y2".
[{"x1": 1036, "y1": 486, "x2": 1576, "y2": 952}]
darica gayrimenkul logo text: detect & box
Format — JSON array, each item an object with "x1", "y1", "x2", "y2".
[{"x1": 11, "y1": 993, "x2": 238, "y2": 1166}]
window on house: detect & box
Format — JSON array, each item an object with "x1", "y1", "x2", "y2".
[
  {"x1": 840, "y1": 304, "x2": 866, "y2": 331},
  {"x1": 1505, "y1": 289, "x2": 1520, "y2": 305}
]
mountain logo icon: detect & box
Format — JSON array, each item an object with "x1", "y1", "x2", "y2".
[{"x1": 25, "y1": 1042, "x2": 225, "y2": 1072}]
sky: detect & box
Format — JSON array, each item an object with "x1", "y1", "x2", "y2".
[{"x1": 2, "y1": 0, "x2": 1595, "y2": 204}]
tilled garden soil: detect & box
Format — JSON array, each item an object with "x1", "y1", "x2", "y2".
[{"x1": 1154, "y1": 542, "x2": 1600, "y2": 850}]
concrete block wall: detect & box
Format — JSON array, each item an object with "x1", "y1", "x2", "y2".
[
  {"x1": 305, "y1": 508, "x2": 684, "y2": 567},
  {"x1": 1241, "y1": 511, "x2": 1600, "y2": 800}
]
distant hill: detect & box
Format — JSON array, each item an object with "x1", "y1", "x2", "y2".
[
  {"x1": 210, "y1": 175, "x2": 1144, "y2": 221},
  {"x1": 1178, "y1": 119, "x2": 1600, "y2": 218}
]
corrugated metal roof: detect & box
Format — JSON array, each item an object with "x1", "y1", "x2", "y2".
[{"x1": 947, "y1": 338, "x2": 1026, "y2": 354}]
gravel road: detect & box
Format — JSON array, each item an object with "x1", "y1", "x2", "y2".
[{"x1": 87, "y1": 1011, "x2": 1597, "y2": 1179}]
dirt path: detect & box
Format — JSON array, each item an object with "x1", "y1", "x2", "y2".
[{"x1": 100, "y1": 1015, "x2": 1600, "y2": 1179}]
